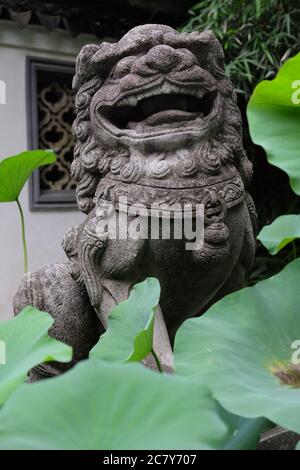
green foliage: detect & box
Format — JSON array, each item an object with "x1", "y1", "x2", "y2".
[
  {"x1": 247, "y1": 52, "x2": 300, "y2": 194},
  {"x1": 0, "y1": 306, "x2": 72, "y2": 406},
  {"x1": 90, "y1": 278, "x2": 161, "y2": 366},
  {"x1": 181, "y1": 0, "x2": 300, "y2": 97},
  {"x1": 174, "y1": 258, "x2": 300, "y2": 434},
  {"x1": 0, "y1": 150, "x2": 56, "y2": 202},
  {"x1": 0, "y1": 149, "x2": 57, "y2": 272},
  {"x1": 258, "y1": 214, "x2": 300, "y2": 254},
  {"x1": 247, "y1": 52, "x2": 300, "y2": 265},
  {"x1": 1, "y1": 270, "x2": 300, "y2": 448},
  {"x1": 220, "y1": 413, "x2": 271, "y2": 450},
  {"x1": 0, "y1": 278, "x2": 269, "y2": 450},
  {"x1": 0, "y1": 359, "x2": 229, "y2": 450}
]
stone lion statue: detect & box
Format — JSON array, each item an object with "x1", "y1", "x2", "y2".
[{"x1": 14, "y1": 24, "x2": 256, "y2": 377}]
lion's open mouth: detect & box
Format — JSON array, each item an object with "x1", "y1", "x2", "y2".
[{"x1": 96, "y1": 85, "x2": 219, "y2": 138}]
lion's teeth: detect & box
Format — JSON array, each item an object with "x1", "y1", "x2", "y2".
[
  {"x1": 127, "y1": 121, "x2": 138, "y2": 129},
  {"x1": 119, "y1": 96, "x2": 138, "y2": 107}
]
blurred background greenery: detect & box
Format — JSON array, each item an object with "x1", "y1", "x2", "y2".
[{"x1": 181, "y1": 0, "x2": 300, "y2": 283}]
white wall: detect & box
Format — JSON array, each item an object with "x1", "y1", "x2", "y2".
[{"x1": 0, "y1": 21, "x2": 98, "y2": 320}]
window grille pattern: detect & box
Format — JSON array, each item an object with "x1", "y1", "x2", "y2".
[{"x1": 38, "y1": 81, "x2": 76, "y2": 191}]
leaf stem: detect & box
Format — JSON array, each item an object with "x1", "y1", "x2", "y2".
[
  {"x1": 151, "y1": 348, "x2": 163, "y2": 373},
  {"x1": 16, "y1": 198, "x2": 28, "y2": 273}
]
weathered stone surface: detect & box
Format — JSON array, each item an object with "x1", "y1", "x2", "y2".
[
  {"x1": 13, "y1": 263, "x2": 103, "y2": 378},
  {"x1": 14, "y1": 24, "x2": 256, "y2": 377},
  {"x1": 258, "y1": 427, "x2": 300, "y2": 450}
]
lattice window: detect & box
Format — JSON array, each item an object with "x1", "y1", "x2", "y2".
[
  {"x1": 38, "y1": 81, "x2": 76, "y2": 191},
  {"x1": 27, "y1": 58, "x2": 77, "y2": 210}
]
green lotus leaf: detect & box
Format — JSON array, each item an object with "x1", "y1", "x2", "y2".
[
  {"x1": 174, "y1": 258, "x2": 300, "y2": 434},
  {"x1": 247, "y1": 52, "x2": 300, "y2": 194},
  {"x1": 258, "y1": 214, "x2": 300, "y2": 254},
  {"x1": 0, "y1": 359, "x2": 230, "y2": 450},
  {"x1": 219, "y1": 410, "x2": 272, "y2": 450},
  {"x1": 0, "y1": 150, "x2": 56, "y2": 202},
  {"x1": 90, "y1": 278, "x2": 160, "y2": 363},
  {"x1": 0, "y1": 306, "x2": 72, "y2": 405}
]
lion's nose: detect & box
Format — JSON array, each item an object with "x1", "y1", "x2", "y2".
[{"x1": 145, "y1": 45, "x2": 179, "y2": 73}]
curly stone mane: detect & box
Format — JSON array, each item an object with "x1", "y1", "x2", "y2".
[{"x1": 71, "y1": 24, "x2": 253, "y2": 214}]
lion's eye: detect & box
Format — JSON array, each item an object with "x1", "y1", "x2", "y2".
[{"x1": 111, "y1": 57, "x2": 135, "y2": 79}]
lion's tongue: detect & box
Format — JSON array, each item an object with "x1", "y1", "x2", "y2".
[
  {"x1": 140, "y1": 94, "x2": 198, "y2": 126},
  {"x1": 142, "y1": 109, "x2": 199, "y2": 126}
]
